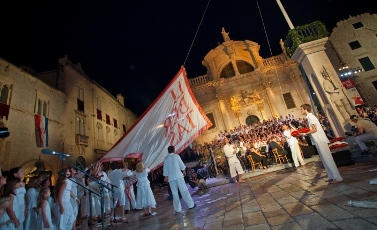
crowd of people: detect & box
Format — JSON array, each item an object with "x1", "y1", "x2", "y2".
[
  {"x1": 3, "y1": 105, "x2": 375, "y2": 229},
  {"x1": 0, "y1": 158, "x2": 159, "y2": 229}
]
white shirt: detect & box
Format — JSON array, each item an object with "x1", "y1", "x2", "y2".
[
  {"x1": 163, "y1": 153, "x2": 185, "y2": 182},
  {"x1": 108, "y1": 169, "x2": 125, "y2": 189},
  {"x1": 306, "y1": 113, "x2": 329, "y2": 144}
]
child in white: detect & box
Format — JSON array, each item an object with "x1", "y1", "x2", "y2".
[{"x1": 37, "y1": 187, "x2": 53, "y2": 230}]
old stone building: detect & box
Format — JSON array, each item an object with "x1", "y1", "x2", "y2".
[
  {"x1": 328, "y1": 13, "x2": 377, "y2": 107},
  {"x1": 189, "y1": 28, "x2": 311, "y2": 144},
  {"x1": 0, "y1": 56, "x2": 137, "y2": 180}
]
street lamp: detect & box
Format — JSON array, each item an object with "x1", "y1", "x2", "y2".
[{"x1": 338, "y1": 66, "x2": 363, "y2": 78}]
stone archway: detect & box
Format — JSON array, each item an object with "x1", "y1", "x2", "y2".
[{"x1": 245, "y1": 115, "x2": 260, "y2": 125}]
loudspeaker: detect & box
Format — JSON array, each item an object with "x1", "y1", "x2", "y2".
[{"x1": 331, "y1": 150, "x2": 355, "y2": 167}]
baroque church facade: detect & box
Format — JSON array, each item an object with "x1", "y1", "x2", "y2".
[
  {"x1": 189, "y1": 28, "x2": 311, "y2": 144},
  {"x1": 0, "y1": 56, "x2": 137, "y2": 182}
]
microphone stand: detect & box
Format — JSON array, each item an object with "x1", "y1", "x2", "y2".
[
  {"x1": 98, "y1": 180, "x2": 118, "y2": 227},
  {"x1": 67, "y1": 178, "x2": 100, "y2": 230},
  {"x1": 57, "y1": 155, "x2": 113, "y2": 230}
]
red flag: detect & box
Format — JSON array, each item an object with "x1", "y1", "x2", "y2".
[{"x1": 101, "y1": 67, "x2": 212, "y2": 170}]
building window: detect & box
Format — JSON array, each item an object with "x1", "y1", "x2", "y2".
[
  {"x1": 34, "y1": 91, "x2": 49, "y2": 117},
  {"x1": 106, "y1": 114, "x2": 111, "y2": 125},
  {"x1": 0, "y1": 82, "x2": 12, "y2": 120},
  {"x1": 352, "y1": 22, "x2": 364, "y2": 29},
  {"x1": 372, "y1": 81, "x2": 377, "y2": 91},
  {"x1": 76, "y1": 86, "x2": 84, "y2": 113},
  {"x1": 75, "y1": 116, "x2": 85, "y2": 135},
  {"x1": 349, "y1": 41, "x2": 361, "y2": 50},
  {"x1": 122, "y1": 124, "x2": 126, "y2": 133},
  {"x1": 220, "y1": 63, "x2": 236, "y2": 78},
  {"x1": 358, "y1": 57, "x2": 376, "y2": 71},
  {"x1": 236, "y1": 60, "x2": 254, "y2": 74},
  {"x1": 96, "y1": 97, "x2": 102, "y2": 120},
  {"x1": 113, "y1": 118, "x2": 118, "y2": 128},
  {"x1": 96, "y1": 122, "x2": 103, "y2": 141},
  {"x1": 96, "y1": 109, "x2": 102, "y2": 120},
  {"x1": 282, "y1": 92, "x2": 296, "y2": 109},
  {"x1": 106, "y1": 126, "x2": 111, "y2": 143}
]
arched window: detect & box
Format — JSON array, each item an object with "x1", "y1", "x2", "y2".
[
  {"x1": 76, "y1": 156, "x2": 86, "y2": 169},
  {"x1": 96, "y1": 122, "x2": 103, "y2": 141},
  {"x1": 220, "y1": 63, "x2": 235, "y2": 78},
  {"x1": 236, "y1": 60, "x2": 254, "y2": 74},
  {"x1": 0, "y1": 84, "x2": 10, "y2": 104},
  {"x1": 76, "y1": 117, "x2": 85, "y2": 135}
]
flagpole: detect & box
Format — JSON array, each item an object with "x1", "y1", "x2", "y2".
[{"x1": 276, "y1": 0, "x2": 294, "y2": 29}]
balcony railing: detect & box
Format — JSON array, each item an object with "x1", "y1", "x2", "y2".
[
  {"x1": 75, "y1": 134, "x2": 89, "y2": 146},
  {"x1": 284, "y1": 21, "x2": 329, "y2": 57}
]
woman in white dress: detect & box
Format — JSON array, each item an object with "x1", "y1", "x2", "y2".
[
  {"x1": 87, "y1": 165, "x2": 102, "y2": 226},
  {"x1": 122, "y1": 161, "x2": 137, "y2": 212},
  {"x1": 3, "y1": 178, "x2": 21, "y2": 229},
  {"x1": 24, "y1": 177, "x2": 39, "y2": 230},
  {"x1": 134, "y1": 162, "x2": 156, "y2": 216},
  {"x1": 9, "y1": 167, "x2": 26, "y2": 230},
  {"x1": 0, "y1": 195, "x2": 15, "y2": 230},
  {"x1": 68, "y1": 167, "x2": 80, "y2": 230},
  {"x1": 36, "y1": 187, "x2": 53, "y2": 230},
  {"x1": 54, "y1": 168, "x2": 74, "y2": 230}
]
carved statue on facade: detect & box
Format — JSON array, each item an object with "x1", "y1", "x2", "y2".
[
  {"x1": 321, "y1": 69, "x2": 354, "y2": 120},
  {"x1": 221, "y1": 27, "x2": 230, "y2": 42}
]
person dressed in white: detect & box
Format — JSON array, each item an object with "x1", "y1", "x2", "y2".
[
  {"x1": 54, "y1": 168, "x2": 75, "y2": 230},
  {"x1": 282, "y1": 124, "x2": 306, "y2": 167},
  {"x1": 223, "y1": 138, "x2": 245, "y2": 183},
  {"x1": 98, "y1": 165, "x2": 111, "y2": 215},
  {"x1": 107, "y1": 162, "x2": 127, "y2": 222},
  {"x1": 163, "y1": 146, "x2": 195, "y2": 213},
  {"x1": 24, "y1": 177, "x2": 39, "y2": 230},
  {"x1": 36, "y1": 187, "x2": 53, "y2": 230},
  {"x1": 134, "y1": 162, "x2": 156, "y2": 216},
  {"x1": 121, "y1": 161, "x2": 136, "y2": 212},
  {"x1": 301, "y1": 104, "x2": 343, "y2": 184}
]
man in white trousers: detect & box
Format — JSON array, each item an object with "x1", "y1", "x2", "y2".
[
  {"x1": 163, "y1": 146, "x2": 196, "y2": 213},
  {"x1": 282, "y1": 124, "x2": 306, "y2": 167},
  {"x1": 301, "y1": 104, "x2": 343, "y2": 184}
]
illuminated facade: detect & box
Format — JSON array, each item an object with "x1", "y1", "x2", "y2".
[
  {"x1": 0, "y1": 56, "x2": 137, "y2": 179},
  {"x1": 189, "y1": 28, "x2": 311, "y2": 144}
]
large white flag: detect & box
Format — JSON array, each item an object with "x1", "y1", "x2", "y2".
[{"x1": 101, "y1": 67, "x2": 212, "y2": 169}]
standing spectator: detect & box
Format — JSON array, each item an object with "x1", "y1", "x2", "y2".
[
  {"x1": 107, "y1": 162, "x2": 127, "y2": 223},
  {"x1": 134, "y1": 162, "x2": 156, "y2": 216},
  {"x1": 163, "y1": 146, "x2": 196, "y2": 213},
  {"x1": 24, "y1": 177, "x2": 39, "y2": 230},
  {"x1": 301, "y1": 104, "x2": 342, "y2": 184},
  {"x1": 36, "y1": 187, "x2": 52, "y2": 230},
  {"x1": 223, "y1": 138, "x2": 245, "y2": 183}
]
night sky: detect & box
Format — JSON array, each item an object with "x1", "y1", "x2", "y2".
[{"x1": 1, "y1": 0, "x2": 375, "y2": 116}]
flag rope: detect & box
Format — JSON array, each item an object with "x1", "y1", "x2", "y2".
[{"x1": 183, "y1": 0, "x2": 212, "y2": 67}]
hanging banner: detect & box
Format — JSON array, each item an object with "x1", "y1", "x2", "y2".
[
  {"x1": 341, "y1": 78, "x2": 355, "y2": 89},
  {"x1": 100, "y1": 67, "x2": 212, "y2": 170},
  {"x1": 35, "y1": 114, "x2": 49, "y2": 147},
  {"x1": 346, "y1": 87, "x2": 364, "y2": 106}
]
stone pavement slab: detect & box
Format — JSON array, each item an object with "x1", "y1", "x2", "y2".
[{"x1": 77, "y1": 158, "x2": 377, "y2": 230}]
